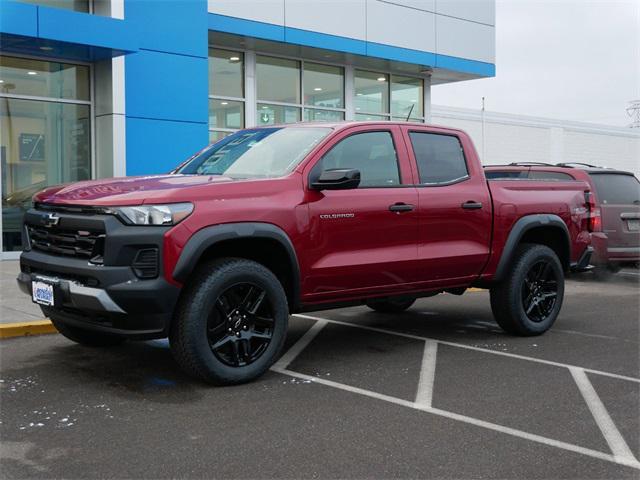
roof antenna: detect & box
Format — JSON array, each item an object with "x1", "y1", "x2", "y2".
[{"x1": 405, "y1": 104, "x2": 415, "y2": 122}]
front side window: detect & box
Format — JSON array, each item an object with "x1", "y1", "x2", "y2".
[
  {"x1": 409, "y1": 132, "x2": 468, "y2": 185},
  {"x1": 313, "y1": 131, "x2": 400, "y2": 187},
  {"x1": 178, "y1": 127, "x2": 331, "y2": 179}
]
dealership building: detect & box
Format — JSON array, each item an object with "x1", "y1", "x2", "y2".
[{"x1": 0, "y1": 0, "x2": 497, "y2": 257}]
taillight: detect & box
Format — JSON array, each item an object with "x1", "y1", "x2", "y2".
[{"x1": 585, "y1": 191, "x2": 602, "y2": 232}]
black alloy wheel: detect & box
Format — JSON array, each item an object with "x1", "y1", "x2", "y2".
[
  {"x1": 521, "y1": 260, "x2": 558, "y2": 323},
  {"x1": 208, "y1": 283, "x2": 274, "y2": 367}
]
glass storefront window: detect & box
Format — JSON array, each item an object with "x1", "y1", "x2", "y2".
[
  {"x1": 18, "y1": 0, "x2": 90, "y2": 12},
  {"x1": 0, "y1": 56, "x2": 90, "y2": 101},
  {"x1": 355, "y1": 113, "x2": 389, "y2": 121},
  {"x1": 303, "y1": 63, "x2": 343, "y2": 109},
  {"x1": 209, "y1": 99, "x2": 244, "y2": 130},
  {"x1": 257, "y1": 104, "x2": 301, "y2": 125},
  {"x1": 209, "y1": 49, "x2": 244, "y2": 99},
  {"x1": 256, "y1": 56, "x2": 301, "y2": 105},
  {"x1": 391, "y1": 75, "x2": 423, "y2": 119},
  {"x1": 1, "y1": 98, "x2": 91, "y2": 252},
  {"x1": 355, "y1": 71, "x2": 389, "y2": 115},
  {"x1": 304, "y1": 108, "x2": 344, "y2": 122},
  {"x1": 209, "y1": 131, "x2": 232, "y2": 143}
]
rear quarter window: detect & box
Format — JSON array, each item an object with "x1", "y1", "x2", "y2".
[
  {"x1": 528, "y1": 171, "x2": 575, "y2": 181},
  {"x1": 485, "y1": 170, "x2": 527, "y2": 180},
  {"x1": 589, "y1": 173, "x2": 640, "y2": 205}
]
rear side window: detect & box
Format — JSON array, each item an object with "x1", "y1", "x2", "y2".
[
  {"x1": 315, "y1": 131, "x2": 400, "y2": 187},
  {"x1": 528, "y1": 171, "x2": 575, "y2": 181},
  {"x1": 589, "y1": 173, "x2": 640, "y2": 205},
  {"x1": 409, "y1": 132, "x2": 468, "y2": 185}
]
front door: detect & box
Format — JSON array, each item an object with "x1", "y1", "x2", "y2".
[{"x1": 301, "y1": 127, "x2": 419, "y2": 302}]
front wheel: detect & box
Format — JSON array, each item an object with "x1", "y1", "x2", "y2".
[
  {"x1": 490, "y1": 244, "x2": 564, "y2": 336},
  {"x1": 170, "y1": 258, "x2": 288, "y2": 385}
]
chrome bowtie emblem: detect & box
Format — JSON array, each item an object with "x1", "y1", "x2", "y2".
[{"x1": 41, "y1": 212, "x2": 60, "y2": 228}]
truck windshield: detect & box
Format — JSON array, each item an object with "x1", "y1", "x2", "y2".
[{"x1": 177, "y1": 127, "x2": 331, "y2": 178}]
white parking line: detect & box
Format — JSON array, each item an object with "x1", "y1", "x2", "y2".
[
  {"x1": 293, "y1": 314, "x2": 640, "y2": 384},
  {"x1": 415, "y1": 340, "x2": 438, "y2": 408},
  {"x1": 272, "y1": 319, "x2": 327, "y2": 370},
  {"x1": 271, "y1": 367, "x2": 640, "y2": 471},
  {"x1": 570, "y1": 367, "x2": 638, "y2": 464}
]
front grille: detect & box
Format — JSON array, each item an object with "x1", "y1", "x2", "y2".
[{"x1": 27, "y1": 225, "x2": 105, "y2": 261}]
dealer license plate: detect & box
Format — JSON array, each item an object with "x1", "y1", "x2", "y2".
[
  {"x1": 628, "y1": 219, "x2": 640, "y2": 231},
  {"x1": 32, "y1": 281, "x2": 55, "y2": 306}
]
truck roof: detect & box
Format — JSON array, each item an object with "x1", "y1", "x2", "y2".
[{"x1": 251, "y1": 120, "x2": 466, "y2": 134}]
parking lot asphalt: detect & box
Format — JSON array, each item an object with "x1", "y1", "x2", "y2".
[{"x1": 1, "y1": 271, "x2": 639, "y2": 479}]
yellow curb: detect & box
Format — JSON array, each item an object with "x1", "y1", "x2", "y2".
[{"x1": 0, "y1": 319, "x2": 58, "y2": 339}]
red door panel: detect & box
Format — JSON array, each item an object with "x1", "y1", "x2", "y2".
[{"x1": 300, "y1": 126, "x2": 419, "y2": 301}]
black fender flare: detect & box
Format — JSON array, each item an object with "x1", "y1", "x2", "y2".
[
  {"x1": 493, "y1": 214, "x2": 570, "y2": 282},
  {"x1": 172, "y1": 222, "x2": 301, "y2": 308}
]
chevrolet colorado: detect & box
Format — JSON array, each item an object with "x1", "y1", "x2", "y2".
[{"x1": 18, "y1": 122, "x2": 594, "y2": 384}]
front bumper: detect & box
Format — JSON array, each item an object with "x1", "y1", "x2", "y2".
[{"x1": 18, "y1": 207, "x2": 180, "y2": 339}]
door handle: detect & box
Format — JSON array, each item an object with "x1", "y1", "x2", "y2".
[
  {"x1": 462, "y1": 201, "x2": 483, "y2": 210},
  {"x1": 389, "y1": 203, "x2": 415, "y2": 213}
]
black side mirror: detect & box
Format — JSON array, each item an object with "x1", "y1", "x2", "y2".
[{"x1": 311, "y1": 168, "x2": 361, "y2": 190}]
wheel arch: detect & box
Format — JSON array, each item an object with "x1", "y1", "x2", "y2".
[
  {"x1": 494, "y1": 214, "x2": 571, "y2": 282},
  {"x1": 172, "y1": 223, "x2": 301, "y2": 311}
]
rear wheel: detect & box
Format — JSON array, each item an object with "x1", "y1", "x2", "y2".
[
  {"x1": 490, "y1": 244, "x2": 564, "y2": 336},
  {"x1": 43, "y1": 308, "x2": 126, "y2": 347},
  {"x1": 170, "y1": 258, "x2": 288, "y2": 385},
  {"x1": 366, "y1": 297, "x2": 416, "y2": 313}
]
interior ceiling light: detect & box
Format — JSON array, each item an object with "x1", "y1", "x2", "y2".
[
  {"x1": 377, "y1": 76, "x2": 386, "y2": 82},
  {"x1": 221, "y1": 101, "x2": 228, "y2": 105},
  {"x1": 40, "y1": 46, "x2": 53, "y2": 51},
  {"x1": 229, "y1": 56, "x2": 240, "y2": 62},
  {"x1": 0, "y1": 80, "x2": 4, "y2": 83},
  {"x1": 313, "y1": 87, "x2": 322, "y2": 91},
  {"x1": 27, "y1": 71, "x2": 38, "y2": 75}
]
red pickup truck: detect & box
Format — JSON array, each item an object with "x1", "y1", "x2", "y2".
[{"x1": 18, "y1": 122, "x2": 593, "y2": 384}]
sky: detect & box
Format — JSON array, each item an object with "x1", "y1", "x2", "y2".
[{"x1": 431, "y1": 0, "x2": 640, "y2": 127}]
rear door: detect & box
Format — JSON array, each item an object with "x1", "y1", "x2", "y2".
[
  {"x1": 302, "y1": 125, "x2": 419, "y2": 300},
  {"x1": 403, "y1": 128, "x2": 492, "y2": 282},
  {"x1": 588, "y1": 172, "x2": 640, "y2": 249}
]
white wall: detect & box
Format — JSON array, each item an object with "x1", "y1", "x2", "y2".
[
  {"x1": 431, "y1": 105, "x2": 640, "y2": 176},
  {"x1": 208, "y1": 0, "x2": 495, "y2": 65}
]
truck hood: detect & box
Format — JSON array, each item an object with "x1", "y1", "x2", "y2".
[{"x1": 33, "y1": 174, "x2": 238, "y2": 206}]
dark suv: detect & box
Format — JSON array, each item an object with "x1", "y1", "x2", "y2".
[{"x1": 485, "y1": 162, "x2": 640, "y2": 271}]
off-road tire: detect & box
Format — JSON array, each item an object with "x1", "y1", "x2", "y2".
[
  {"x1": 366, "y1": 297, "x2": 416, "y2": 313},
  {"x1": 490, "y1": 243, "x2": 564, "y2": 336},
  {"x1": 170, "y1": 258, "x2": 288, "y2": 385}
]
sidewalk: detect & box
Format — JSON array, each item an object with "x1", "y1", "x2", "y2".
[{"x1": 0, "y1": 260, "x2": 43, "y2": 324}]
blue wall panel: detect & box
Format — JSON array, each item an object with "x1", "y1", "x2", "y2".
[
  {"x1": 125, "y1": 50, "x2": 208, "y2": 123},
  {"x1": 125, "y1": 0, "x2": 207, "y2": 57},
  {"x1": 126, "y1": 118, "x2": 207, "y2": 176},
  {"x1": 0, "y1": 1, "x2": 38, "y2": 37},
  {"x1": 124, "y1": 0, "x2": 209, "y2": 175},
  {"x1": 38, "y1": 6, "x2": 137, "y2": 52}
]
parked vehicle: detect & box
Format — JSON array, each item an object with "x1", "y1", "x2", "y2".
[
  {"x1": 485, "y1": 162, "x2": 640, "y2": 271},
  {"x1": 18, "y1": 123, "x2": 593, "y2": 384}
]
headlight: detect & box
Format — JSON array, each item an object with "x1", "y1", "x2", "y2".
[{"x1": 115, "y1": 203, "x2": 194, "y2": 226}]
